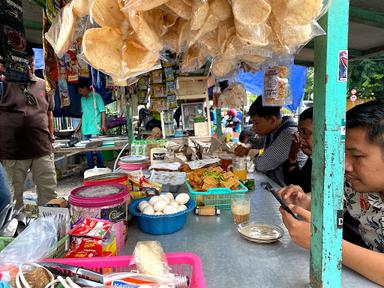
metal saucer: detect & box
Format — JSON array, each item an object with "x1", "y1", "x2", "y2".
[{"x1": 237, "y1": 222, "x2": 284, "y2": 243}]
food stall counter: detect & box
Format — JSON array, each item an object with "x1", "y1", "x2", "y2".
[{"x1": 125, "y1": 173, "x2": 379, "y2": 288}]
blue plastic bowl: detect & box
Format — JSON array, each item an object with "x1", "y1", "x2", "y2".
[{"x1": 129, "y1": 197, "x2": 196, "y2": 235}]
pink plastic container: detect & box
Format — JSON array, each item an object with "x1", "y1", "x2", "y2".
[
  {"x1": 69, "y1": 184, "x2": 130, "y2": 252},
  {"x1": 44, "y1": 252, "x2": 206, "y2": 288},
  {"x1": 118, "y1": 161, "x2": 150, "y2": 171}
]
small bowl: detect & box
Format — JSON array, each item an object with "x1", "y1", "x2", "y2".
[{"x1": 129, "y1": 197, "x2": 195, "y2": 235}]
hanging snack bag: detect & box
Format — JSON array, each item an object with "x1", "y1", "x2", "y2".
[
  {"x1": 0, "y1": 0, "x2": 29, "y2": 83},
  {"x1": 0, "y1": 24, "x2": 29, "y2": 83},
  {"x1": 263, "y1": 65, "x2": 291, "y2": 106}
]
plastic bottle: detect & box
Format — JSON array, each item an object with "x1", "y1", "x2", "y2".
[
  {"x1": 142, "y1": 140, "x2": 148, "y2": 156},
  {"x1": 130, "y1": 140, "x2": 138, "y2": 155}
]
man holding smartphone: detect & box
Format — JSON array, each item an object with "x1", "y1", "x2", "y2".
[{"x1": 279, "y1": 100, "x2": 384, "y2": 285}]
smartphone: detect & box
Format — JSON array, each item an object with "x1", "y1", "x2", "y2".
[{"x1": 262, "y1": 182, "x2": 298, "y2": 219}]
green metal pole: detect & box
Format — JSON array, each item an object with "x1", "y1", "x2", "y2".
[
  {"x1": 311, "y1": 0, "x2": 349, "y2": 287},
  {"x1": 216, "y1": 108, "x2": 222, "y2": 139}
]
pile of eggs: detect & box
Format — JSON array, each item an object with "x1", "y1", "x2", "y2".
[{"x1": 137, "y1": 193, "x2": 190, "y2": 216}]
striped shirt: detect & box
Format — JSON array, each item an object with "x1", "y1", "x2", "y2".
[{"x1": 254, "y1": 117, "x2": 298, "y2": 186}]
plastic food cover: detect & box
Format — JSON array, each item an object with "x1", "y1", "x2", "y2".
[{"x1": 0, "y1": 217, "x2": 59, "y2": 265}]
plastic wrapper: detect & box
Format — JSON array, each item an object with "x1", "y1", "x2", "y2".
[
  {"x1": 127, "y1": 10, "x2": 164, "y2": 52},
  {"x1": 199, "y1": 29, "x2": 220, "y2": 57},
  {"x1": 211, "y1": 56, "x2": 238, "y2": 79},
  {"x1": 216, "y1": 18, "x2": 236, "y2": 53},
  {"x1": 209, "y1": 0, "x2": 232, "y2": 21},
  {"x1": 263, "y1": 65, "x2": 292, "y2": 106},
  {"x1": 269, "y1": 15, "x2": 325, "y2": 55},
  {"x1": 0, "y1": 217, "x2": 58, "y2": 266},
  {"x1": 45, "y1": 1, "x2": 77, "y2": 59},
  {"x1": 90, "y1": 0, "x2": 127, "y2": 29},
  {"x1": 223, "y1": 34, "x2": 272, "y2": 60},
  {"x1": 123, "y1": 36, "x2": 159, "y2": 71},
  {"x1": 143, "y1": 8, "x2": 168, "y2": 37},
  {"x1": 82, "y1": 27, "x2": 125, "y2": 77},
  {"x1": 133, "y1": 241, "x2": 169, "y2": 277},
  {"x1": 270, "y1": 0, "x2": 332, "y2": 26},
  {"x1": 191, "y1": 0, "x2": 209, "y2": 30},
  {"x1": 235, "y1": 22, "x2": 272, "y2": 47},
  {"x1": 165, "y1": 0, "x2": 192, "y2": 20},
  {"x1": 232, "y1": 0, "x2": 271, "y2": 26},
  {"x1": 177, "y1": 19, "x2": 192, "y2": 53},
  {"x1": 73, "y1": 0, "x2": 92, "y2": 17},
  {"x1": 180, "y1": 44, "x2": 208, "y2": 73},
  {"x1": 120, "y1": 0, "x2": 170, "y2": 12},
  {"x1": 218, "y1": 82, "x2": 246, "y2": 108},
  {"x1": 190, "y1": 13, "x2": 220, "y2": 45}
]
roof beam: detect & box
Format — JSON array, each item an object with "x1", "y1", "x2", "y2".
[
  {"x1": 350, "y1": 6, "x2": 384, "y2": 29},
  {"x1": 304, "y1": 41, "x2": 364, "y2": 57}
]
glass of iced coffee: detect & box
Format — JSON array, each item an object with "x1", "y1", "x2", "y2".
[{"x1": 231, "y1": 193, "x2": 251, "y2": 224}]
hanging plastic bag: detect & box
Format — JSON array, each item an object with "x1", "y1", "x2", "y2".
[
  {"x1": 262, "y1": 63, "x2": 292, "y2": 107},
  {"x1": 120, "y1": 0, "x2": 170, "y2": 12},
  {"x1": 269, "y1": 14, "x2": 325, "y2": 56},
  {"x1": 209, "y1": 0, "x2": 232, "y2": 22},
  {"x1": 270, "y1": 0, "x2": 332, "y2": 26},
  {"x1": 190, "y1": 0, "x2": 209, "y2": 31},
  {"x1": 210, "y1": 56, "x2": 239, "y2": 80},
  {"x1": 232, "y1": 0, "x2": 272, "y2": 46},
  {"x1": 165, "y1": 0, "x2": 192, "y2": 20},
  {"x1": 73, "y1": 0, "x2": 93, "y2": 17},
  {"x1": 45, "y1": 1, "x2": 78, "y2": 59},
  {"x1": 90, "y1": 0, "x2": 127, "y2": 29}
]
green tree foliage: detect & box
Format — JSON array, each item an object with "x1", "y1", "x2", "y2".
[
  {"x1": 304, "y1": 67, "x2": 314, "y2": 101},
  {"x1": 348, "y1": 59, "x2": 384, "y2": 99}
]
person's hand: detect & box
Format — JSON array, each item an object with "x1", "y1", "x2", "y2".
[
  {"x1": 288, "y1": 132, "x2": 301, "y2": 162},
  {"x1": 280, "y1": 205, "x2": 311, "y2": 250},
  {"x1": 279, "y1": 185, "x2": 311, "y2": 210},
  {"x1": 101, "y1": 125, "x2": 107, "y2": 133},
  {"x1": 234, "y1": 145, "x2": 250, "y2": 157}
]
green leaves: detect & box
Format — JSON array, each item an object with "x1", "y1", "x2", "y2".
[{"x1": 348, "y1": 59, "x2": 384, "y2": 99}]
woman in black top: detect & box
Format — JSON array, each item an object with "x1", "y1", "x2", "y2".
[{"x1": 283, "y1": 108, "x2": 313, "y2": 192}]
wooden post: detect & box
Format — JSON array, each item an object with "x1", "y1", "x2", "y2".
[{"x1": 311, "y1": 0, "x2": 349, "y2": 287}]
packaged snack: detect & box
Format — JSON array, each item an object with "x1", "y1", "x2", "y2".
[
  {"x1": 151, "y1": 69, "x2": 164, "y2": 84},
  {"x1": 263, "y1": 65, "x2": 291, "y2": 106},
  {"x1": 164, "y1": 67, "x2": 175, "y2": 81},
  {"x1": 133, "y1": 241, "x2": 170, "y2": 276},
  {"x1": 151, "y1": 84, "x2": 166, "y2": 98},
  {"x1": 69, "y1": 218, "x2": 113, "y2": 239},
  {"x1": 90, "y1": 0, "x2": 126, "y2": 29},
  {"x1": 0, "y1": 24, "x2": 28, "y2": 83}
]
